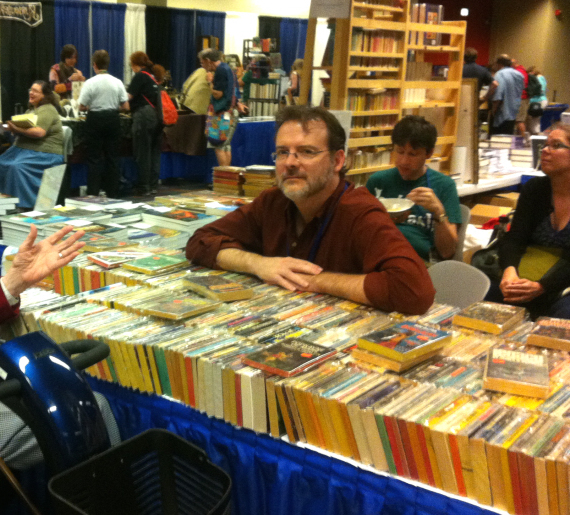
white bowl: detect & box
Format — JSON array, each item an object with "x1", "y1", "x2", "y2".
[{"x1": 379, "y1": 197, "x2": 414, "y2": 215}]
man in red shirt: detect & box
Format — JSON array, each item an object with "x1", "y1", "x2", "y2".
[
  {"x1": 186, "y1": 106, "x2": 435, "y2": 314},
  {"x1": 512, "y1": 58, "x2": 529, "y2": 137}
]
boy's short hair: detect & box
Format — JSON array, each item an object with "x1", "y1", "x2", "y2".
[
  {"x1": 92, "y1": 50, "x2": 110, "y2": 70},
  {"x1": 391, "y1": 115, "x2": 437, "y2": 152}
]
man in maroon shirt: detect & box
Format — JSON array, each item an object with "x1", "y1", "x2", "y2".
[{"x1": 186, "y1": 106, "x2": 435, "y2": 314}]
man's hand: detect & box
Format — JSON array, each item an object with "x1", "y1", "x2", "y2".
[
  {"x1": 251, "y1": 256, "x2": 323, "y2": 291},
  {"x1": 500, "y1": 266, "x2": 544, "y2": 303},
  {"x1": 406, "y1": 187, "x2": 444, "y2": 217},
  {"x1": 215, "y1": 248, "x2": 322, "y2": 291},
  {"x1": 3, "y1": 225, "x2": 86, "y2": 298}
]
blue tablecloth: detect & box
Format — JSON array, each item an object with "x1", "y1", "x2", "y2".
[{"x1": 70, "y1": 119, "x2": 276, "y2": 188}]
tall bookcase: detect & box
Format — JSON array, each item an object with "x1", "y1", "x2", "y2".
[{"x1": 299, "y1": 1, "x2": 466, "y2": 183}]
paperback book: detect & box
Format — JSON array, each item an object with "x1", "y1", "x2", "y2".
[
  {"x1": 452, "y1": 301, "x2": 526, "y2": 335},
  {"x1": 184, "y1": 274, "x2": 255, "y2": 302},
  {"x1": 527, "y1": 317, "x2": 570, "y2": 351},
  {"x1": 357, "y1": 321, "x2": 452, "y2": 363},
  {"x1": 87, "y1": 252, "x2": 153, "y2": 269},
  {"x1": 242, "y1": 338, "x2": 337, "y2": 377},
  {"x1": 121, "y1": 254, "x2": 189, "y2": 275},
  {"x1": 483, "y1": 345, "x2": 550, "y2": 398}
]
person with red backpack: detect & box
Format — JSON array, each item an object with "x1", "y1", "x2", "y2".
[{"x1": 127, "y1": 51, "x2": 164, "y2": 195}]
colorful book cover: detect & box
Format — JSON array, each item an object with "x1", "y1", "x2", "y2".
[
  {"x1": 452, "y1": 302, "x2": 526, "y2": 335},
  {"x1": 484, "y1": 345, "x2": 550, "y2": 398},
  {"x1": 122, "y1": 254, "x2": 189, "y2": 275},
  {"x1": 357, "y1": 322, "x2": 451, "y2": 362},
  {"x1": 242, "y1": 339, "x2": 337, "y2": 377},
  {"x1": 527, "y1": 317, "x2": 570, "y2": 351}
]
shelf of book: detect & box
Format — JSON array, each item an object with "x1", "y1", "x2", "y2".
[
  {"x1": 346, "y1": 163, "x2": 393, "y2": 176},
  {"x1": 352, "y1": 109, "x2": 400, "y2": 117},
  {"x1": 300, "y1": 0, "x2": 465, "y2": 179}
]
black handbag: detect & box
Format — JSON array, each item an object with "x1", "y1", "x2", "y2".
[{"x1": 470, "y1": 214, "x2": 511, "y2": 281}]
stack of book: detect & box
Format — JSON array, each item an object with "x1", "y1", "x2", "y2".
[
  {"x1": 0, "y1": 212, "x2": 72, "y2": 246},
  {"x1": 509, "y1": 148, "x2": 534, "y2": 169},
  {"x1": 355, "y1": 321, "x2": 453, "y2": 372},
  {"x1": 452, "y1": 301, "x2": 527, "y2": 335},
  {"x1": 65, "y1": 196, "x2": 134, "y2": 210},
  {"x1": 0, "y1": 194, "x2": 19, "y2": 216},
  {"x1": 141, "y1": 207, "x2": 216, "y2": 236},
  {"x1": 212, "y1": 166, "x2": 245, "y2": 195},
  {"x1": 242, "y1": 165, "x2": 276, "y2": 197}
]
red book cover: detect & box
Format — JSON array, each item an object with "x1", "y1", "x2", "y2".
[
  {"x1": 522, "y1": 453, "x2": 539, "y2": 515},
  {"x1": 398, "y1": 418, "x2": 419, "y2": 480},
  {"x1": 90, "y1": 269, "x2": 100, "y2": 289},
  {"x1": 516, "y1": 452, "x2": 531, "y2": 515},
  {"x1": 508, "y1": 449, "x2": 523, "y2": 515},
  {"x1": 235, "y1": 373, "x2": 243, "y2": 427},
  {"x1": 448, "y1": 434, "x2": 467, "y2": 496},
  {"x1": 415, "y1": 423, "x2": 436, "y2": 486},
  {"x1": 383, "y1": 414, "x2": 409, "y2": 477},
  {"x1": 53, "y1": 268, "x2": 62, "y2": 295},
  {"x1": 184, "y1": 356, "x2": 196, "y2": 408}
]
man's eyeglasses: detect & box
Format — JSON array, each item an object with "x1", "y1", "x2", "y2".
[
  {"x1": 271, "y1": 149, "x2": 328, "y2": 162},
  {"x1": 542, "y1": 141, "x2": 570, "y2": 151}
]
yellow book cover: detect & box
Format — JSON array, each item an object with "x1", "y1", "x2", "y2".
[
  {"x1": 124, "y1": 341, "x2": 144, "y2": 391},
  {"x1": 135, "y1": 342, "x2": 154, "y2": 393},
  {"x1": 285, "y1": 380, "x2": 306, "y2": 443},
  {"x1": 275, "y1": 378, "x2": 298, "y2": 443}
]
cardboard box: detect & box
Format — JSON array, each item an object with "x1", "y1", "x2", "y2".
[
  {"x1": 478, "y1": 192, "x2": 519, "y2": 209},
  {"x1": 470, "y1": 204, "x2": 512, "y2": 226}
]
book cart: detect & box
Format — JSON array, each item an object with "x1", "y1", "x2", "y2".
[{"x1": 299, "y1": 0, "x2": 466, "y2": 184}]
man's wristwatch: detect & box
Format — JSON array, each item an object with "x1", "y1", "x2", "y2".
[{"x1": 435, "y1": 212, "x2": 448, "y2": 224}]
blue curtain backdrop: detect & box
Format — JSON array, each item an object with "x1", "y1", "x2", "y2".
[
  {"x1": 169, "y1": 8, "x2": 197, "y2": 90},
  {"x1": 54, "y1": 0, "x2": 91, "y2": 78},
  {"x1": 196, "y1": 10, "x2": 226, "y2": 56},
  {"x1": 91, "y1": 3, "x2": 126, "y2": 81},
  {"x1": 279, "y1": 18, "x2": 308, "y2": 75}
]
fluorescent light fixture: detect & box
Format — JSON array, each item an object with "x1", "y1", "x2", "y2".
[{"x1": 460, "y1": 8, "x2": 469, "y2": 16}]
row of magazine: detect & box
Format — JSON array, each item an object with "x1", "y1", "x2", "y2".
[{"x1": 12, "y1": 261, "x2": 570, "y2": 515}]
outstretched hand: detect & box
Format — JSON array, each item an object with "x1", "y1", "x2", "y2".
[{"x1": 3, "y1": 224, "x2": 85, "y2": 298}]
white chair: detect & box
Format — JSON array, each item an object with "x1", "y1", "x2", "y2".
[
  {"x1": 428, "y1": 260, "x2": 490, "y2": 309},
  {"x1": 453, "y1": 204, "x2": 471, "y2": 261},
  {"x1": 62, "y1": 126, "x2": 73, "y2": 162}
]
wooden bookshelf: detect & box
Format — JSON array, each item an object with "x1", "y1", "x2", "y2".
[{"x1": 299, "y1": 1, "x2": 466, "y2": 178}]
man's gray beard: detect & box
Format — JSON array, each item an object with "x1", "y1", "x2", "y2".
[{"x1": 278, "y1": 166, "x2": 335, "y2": 202}]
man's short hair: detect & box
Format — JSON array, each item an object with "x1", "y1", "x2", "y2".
[
  {"x1": 199, "y1": 49, "x2": 223, "y2": 62},
  {"x1": 496, "y1": 54, "x2": 512, "y2": 68},
  {"x1": 464, "y1": 47, "x2": 478, "y2": 63},
  {"x1": 92, "y1": 50, "x2": 110, "y2": 70},
  {"x1": 275, "y1": 105, "x2": 346, "y2": 153},
  {"x1": 391, "y1": 115, "x2": 437, "y2": 152}
]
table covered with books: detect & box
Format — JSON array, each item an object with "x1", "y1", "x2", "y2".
[
  {"x1": 61, "y1": 116, "x2": 276, "y2": 191},
  {"x1": 5, "y1": 193, "x2": 569, "y2": 515}
]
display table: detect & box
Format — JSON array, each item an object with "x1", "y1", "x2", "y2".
[
  {"x1": 63, "y1": 117, "x2": 276, "y2": 193},
  {"x1": 83, "y1": 378, "x2": 501, "y2": 515},
  {"x1": 456, "y1": 170, "x2": 545, "y2": 197}
]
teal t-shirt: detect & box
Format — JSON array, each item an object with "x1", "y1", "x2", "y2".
[{"x1": 366, "y1": 167, "x2": 461, "y2": 260}]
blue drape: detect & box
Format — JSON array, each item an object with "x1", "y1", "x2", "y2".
[
  {"x1": 83, "y1": 378, "x2": 502, "y2": 515},
  {"x1": 196, "y1": 10, "x2": 226, "y2": 55},
  {"x1": 169, "y1": 8, "x2": 197, "y2": 91},
  {"x1": 91, "y1": 2, "x2": 126, "y2": 81},
  {"x1": 279, "y1": 18, "x2": 308, "y2": 75},
  {"x1": 54, "y1": 0, "x2": 91, "y2": 78}
]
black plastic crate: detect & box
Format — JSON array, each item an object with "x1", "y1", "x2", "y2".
[{"x1": 48, "y1": 429, "x2": 231, "y2": 515}]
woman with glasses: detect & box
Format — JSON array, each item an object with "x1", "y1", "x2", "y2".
[
  {"x1": 0, "y1": 81, "x2": 64, "y2": 207},
  {"x1": 489, "y1": 123, "x2": 570, "y2": 319}
]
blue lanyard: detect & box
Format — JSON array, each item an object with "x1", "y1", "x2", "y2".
[{"x1": 287, "y1": 182, "x2": 348, "y2": 263}]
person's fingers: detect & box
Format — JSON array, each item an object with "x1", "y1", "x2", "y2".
[
  {"x1": 58, "y1": 250, "x2": 81, "y2": 266},
  {"x1": 19, "y1": 224, "x2": 38, "y2": 251},
  {"x1": 60, "y1": 229, "x2": 86, "y2": 249},
  {"x1": 47, "y1": 225, "x2": 75, "y2": 245},
  {"x1": 286, "y1": 258, "x2": 322, "y2": 275}
]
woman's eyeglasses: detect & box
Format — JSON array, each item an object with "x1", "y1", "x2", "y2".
[{"x1": 542, "y1": 141, "x2": 570, "y2": 151}]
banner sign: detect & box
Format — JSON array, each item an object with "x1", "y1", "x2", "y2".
[{"x1": 0, "y1": 2, "x2": 42, "y2": 27}]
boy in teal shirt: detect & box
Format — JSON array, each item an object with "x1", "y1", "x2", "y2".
[{"x1": 366, "y1": 115, "x2": 461, "y2": 261}]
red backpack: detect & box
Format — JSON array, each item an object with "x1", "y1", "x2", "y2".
[{"x1": 141, "y1": 71, "x2": 179, "y2": 126}]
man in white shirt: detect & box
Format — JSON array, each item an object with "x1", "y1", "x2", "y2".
[{"x1": 79, "y1": 50, "x2": 129, "y2": 198}]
